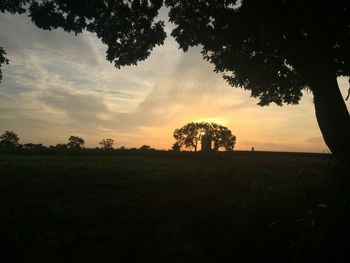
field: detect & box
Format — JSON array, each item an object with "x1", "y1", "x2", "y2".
[{"x1": 0, "y1": 151, "x2": 349, "y2": 262}]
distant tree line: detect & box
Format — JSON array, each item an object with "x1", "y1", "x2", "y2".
[
  {"x1": 0, "y1": 127, "x2": 236, "y2": 155},
  {"x1": 0, "y1": 130, "x2": 164, "y2": 155},
  {"x1": 0, "y1": 130, "x2": 125, "y2": 154}
]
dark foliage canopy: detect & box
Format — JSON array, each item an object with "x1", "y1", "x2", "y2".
[
  {"x1": 99, "y1": 138, "x2": 114, "y2": 149},
  {"x1": 67, "y1": 136, "x2": 84, "y2": 149},
  {"x1": 165, "y1": 0, "x2": 350, "y2": 105},
  {"x1": 0, "y1": 130, "x2": 20, "y2": 150},
  {"x1": 139, "y1": 144, "x2": 154, "y2": 150},
  {"x1": 22, "y1": 143, "x2": 46, "y2": 150},
  {"x1": 210, "y1": 123, "x2": 237, "y2": 151}
]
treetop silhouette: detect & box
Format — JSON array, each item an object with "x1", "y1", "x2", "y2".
[
  {"x1": 67, "y1": 136, "x2": 84, "y2": 149},
  {"x1": 0, "y1": 130, "x2": 20, "y2": 150},
  {"x1": 173, "y1": 122, "x2": 236, "y2": 152},
  {"x1": 99, "y1": 138, "x2": 114, "y2": 149}
]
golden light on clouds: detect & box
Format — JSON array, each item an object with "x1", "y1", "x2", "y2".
[
  {"x1": 194, "y1": 117, "x2": 229, "y2": 126},
  {"x1": 0, "y1": 13, "x2": 349, "y2": 153}
]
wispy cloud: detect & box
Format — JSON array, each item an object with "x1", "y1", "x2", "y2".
[{"x1": 1, "y1": 11, "x2": 344, "y2": 152}]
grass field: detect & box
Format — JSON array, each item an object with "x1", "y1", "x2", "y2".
[{"x1": 0, "y1": 151, "x2": 349, "y2": 262}]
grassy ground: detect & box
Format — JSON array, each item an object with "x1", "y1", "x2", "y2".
[{"x1": 0, "y1": 151, "x2": 348, "y2": 262}]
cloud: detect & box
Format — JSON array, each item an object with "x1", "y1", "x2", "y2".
[
  {"x1": 0, "y1": 14, "x2": 99, "y2": 66},
  {"x1": 39, "y1": 87, "x2": 110, "y2": 124},
  {"x1": 0, "y1": 10, "x2": 338, "y2": 151},
  {"x1": 106, "y1": 47, "x2": 240, "y2": 129}
]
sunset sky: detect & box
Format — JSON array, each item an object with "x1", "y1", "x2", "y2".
[{"x1": 0, "y1": 11, "x2": 349, "y2": 152}]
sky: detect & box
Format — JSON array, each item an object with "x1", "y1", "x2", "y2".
[{"x1": 0, "y1": 11, "x2": 349, "y2": 152}]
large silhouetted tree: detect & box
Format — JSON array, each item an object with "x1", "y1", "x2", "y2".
[
  {"x1": 174, "y1": 122, "x2": 236, "y2": 151},
  {"x1": 165, "y1": 0, "x2": 350, "y2": 167},
  {"x1": 2, "y1": 1, "x2": 350, "y2": 166}
]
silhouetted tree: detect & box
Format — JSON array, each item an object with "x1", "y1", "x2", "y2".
[
  {"x1": 23, "y1": 143, "x2": 47, "y2": 151},
  {"x1": 54, "y1": 143, "x2": 67, "y2": 149},
  {"x1": 165, "y1": 0, "x2": 350, "y2": 166},
  {"x1": 67, "y1": 136, "x2": 84, "y2": 149},
  {"x1": 2, "y1": 1, "x2": 350, "y2": 165},
  {"x1": 139, "y1": 145, "x2": 154, "y2": 150},
  {"x1": 172, "y1": 142, "x2": 181, "y2": 152},
  {"x1": 174, "y1": 122, "x2": 236, "y2": 151},
  {"x1": 0, "y1": 130, "x2": 20, "y2": 150},
  {"x1": 211, "y1": 123, "x2": 236, "y2": 151},
  {"x1": 99, "y1": 138, "x2": 114, "y2": 149},
  {"x1": 174, "y1": 122, "x2": 207, "y2": 152}
]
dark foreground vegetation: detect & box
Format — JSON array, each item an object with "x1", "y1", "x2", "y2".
[{"x1": 0, "y1": 151, "x2": 349, "y2": 263}]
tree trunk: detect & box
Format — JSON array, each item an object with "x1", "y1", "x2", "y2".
[{"x1": 310, "y1": 73, "x2": 350, "y2": 170}]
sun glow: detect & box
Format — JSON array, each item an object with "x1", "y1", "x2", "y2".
[
  {"x1": 0, "y1": 13, "x2": 338, "y2": 153},
  {"x1": 194, "y1": 117, "x2": 229, "y2": 126}
]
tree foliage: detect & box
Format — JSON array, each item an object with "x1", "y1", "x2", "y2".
[
  {"x1": 173, "y1": 122, "x2": 236, "y2": 152},
  {"x1": 165, "y1": 0, "x2": 350, "y2": 105},
  {"x1": 210, "y1": 123, "x2": 236, "y2": 151},
  {"x1": 22, "y1": 143, "x2": 46, "y2": 150},
  {"x1": 173, "y1": 122, "x2": 204, "y2": 152},
  {"x1": 139, "y1": 144, "x2": 154, "y2": 150},
  {"x1": 164, "y1": 0, "x2": 350, "y2": 166},
  {"x1": 171, "y1": 142, "x2": 181, "y2": 152},
  {"x1": 67, "y1": 136, "x2": 84, "y2": 149},
  {"x1": 54, "y1": 143, "x2": 68, "y2": 150},
  {"x1": 99, "y1": 138, "x2": 114, "y2": 149},
  {"x1": 166, "y1": 0, "x2": 350, "y2": 163},
  {"x1": 0, "y1": 130, "x2": 21, "y2": 151}
]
